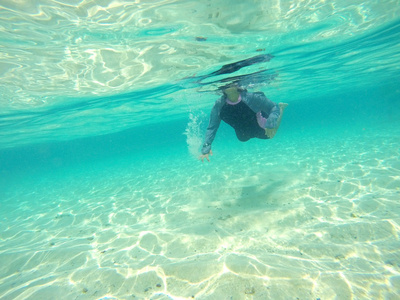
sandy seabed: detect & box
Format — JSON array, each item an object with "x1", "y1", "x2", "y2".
[{"x1": 1, "y1": 126, "x2": 400, "y2": 300}]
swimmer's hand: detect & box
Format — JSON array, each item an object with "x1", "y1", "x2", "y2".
[
  {"x1": 199, "y1": 150, "x2": 213, "y2": 162},
  {"x1": 265, "y1": 103, "x2": 289, "y2": 138},
  {"x1": 265, "y1": 127, "x2": 276, "y2": 139}
]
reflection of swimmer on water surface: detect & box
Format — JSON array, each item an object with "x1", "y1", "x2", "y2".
[
  {"x1": 199, "y1": 83, "x2": 288, "y2": 162},
  {"x1": 203, "y1": 54, "x2": 274, "y2": 77}
]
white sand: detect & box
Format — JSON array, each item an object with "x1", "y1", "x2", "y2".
[{"x1": 1, "y1": 127, "x2": 400, "y2": 299}]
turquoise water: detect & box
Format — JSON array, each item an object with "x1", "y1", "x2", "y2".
[{"x1": 1, "y1": 1, "x2": 400, "y2": 299}]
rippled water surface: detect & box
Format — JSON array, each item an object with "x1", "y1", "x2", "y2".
[{"x1": 1, "y1": 0, "x2": 400, "y2": 147}]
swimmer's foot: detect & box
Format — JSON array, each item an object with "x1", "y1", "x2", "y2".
[
  {"x1": 279, "y1": 102, "x2": 289, "y2": 111},
  {"x1": 265, "y1": 103, "x2": 288, "y2": 138}
]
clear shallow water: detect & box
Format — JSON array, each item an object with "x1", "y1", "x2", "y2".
[
  {"x1": 1, "y1": 0, "x2": 400, "y2": 299},
  {"x1": 1, "y1": 0, "x2": 400, "y2": 148}
]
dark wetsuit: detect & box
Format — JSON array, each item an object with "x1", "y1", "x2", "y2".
[
  {"x1": 220, "y1": 100, "x2": 268, "y2": 142},
  {"x1": 201, "y1": 91, "x2": 280, "y2": 154}
]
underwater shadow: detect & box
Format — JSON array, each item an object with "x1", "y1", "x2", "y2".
[{"x1": 234, "y1": 179, "x2": 288, "y2": 211}]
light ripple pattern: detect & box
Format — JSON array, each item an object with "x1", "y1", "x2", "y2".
[
  {"x1": 1, "y1": 128, "x2": 399, "y2": 299},
  {"x1": 0, "y1": 0, "x2": 399, "y2": 109}
]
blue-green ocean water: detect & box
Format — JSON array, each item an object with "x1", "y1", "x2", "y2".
[{"x1": 1, "y1": 1, "x2": 400, "y2": 299}]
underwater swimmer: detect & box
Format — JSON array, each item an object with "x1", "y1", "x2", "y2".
[{"x1": 199, "y1": 84, "x2": 288, "y2": 162}]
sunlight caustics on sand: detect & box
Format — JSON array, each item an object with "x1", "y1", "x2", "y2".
[{"x1": 1, "y1": 128, "x2": 399, "y2": 299}]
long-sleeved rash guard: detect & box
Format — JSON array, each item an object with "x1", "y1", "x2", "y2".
[{"x1": 201, "y1": 91, "x2": 280, "y2": 155}]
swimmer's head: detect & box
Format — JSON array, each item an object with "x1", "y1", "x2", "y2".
[
  {"x1": 220, "y1": 82, "x2": 245, "y2": 93},
  {"x1": 220, "y1": 82, "x2": 246, "y2": 102},
  {"x1": 224, "y1": 86, "x2": 239, "y2": 100}
]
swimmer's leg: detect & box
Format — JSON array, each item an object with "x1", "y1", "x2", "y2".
[{"x1": 265, "y1": 103, "x2": 289, "y2": 139}]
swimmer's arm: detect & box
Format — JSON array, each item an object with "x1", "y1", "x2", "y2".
[
  {"x1": 251, "y1": 92, "x2": 280, "y2": 129},
  {"x1": 264, "y1": 103, "x2": 289, "y2": 138},
  {"x1": 200, "y1": 98, "x2": 223, "y2": 157},
  {"x1": 263, "y1": 104, "x2": 280, "y2": 129}
]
